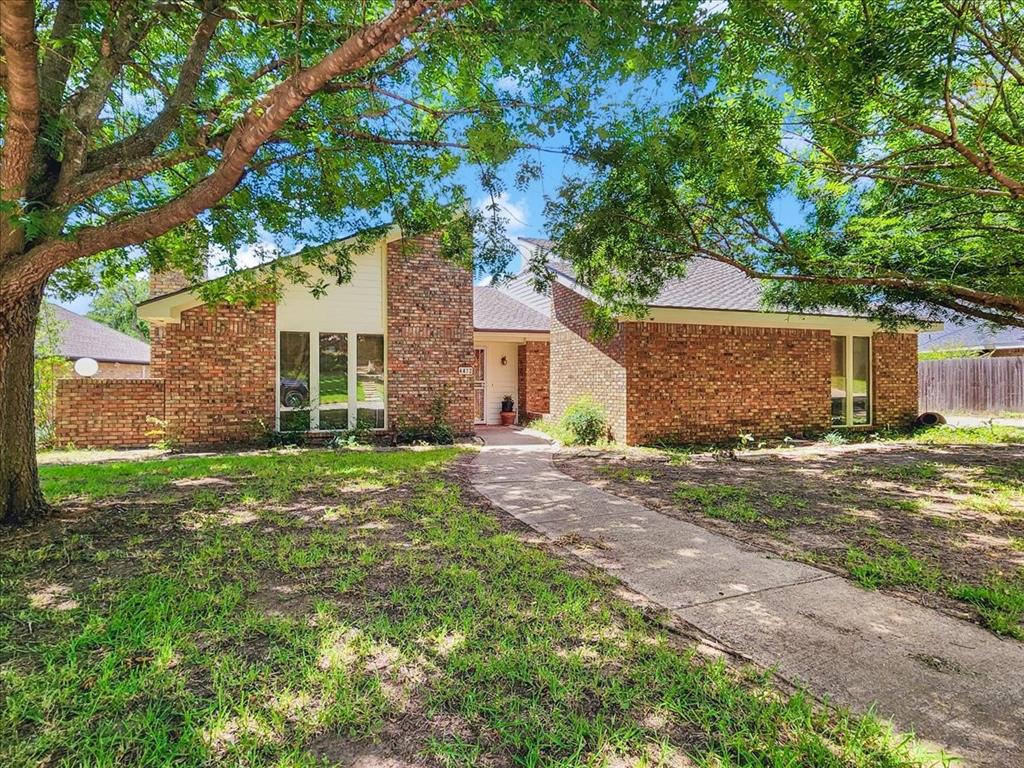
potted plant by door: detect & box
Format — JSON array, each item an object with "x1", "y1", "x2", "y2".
[{"x1": 500, "y1": 395, "x2": 516, "y2": 426}]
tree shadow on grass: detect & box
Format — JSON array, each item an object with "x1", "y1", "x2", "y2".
[
  {"x1": 0, "y1": 450, "x2": 936, "y2": 767},
  {"x1": 558, "y1": 442, "x2": 1024, "y2": 636}
]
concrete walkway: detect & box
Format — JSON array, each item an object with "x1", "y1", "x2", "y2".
[{"x1": 471, "y1": 427, "x2": 1024, "y2": 767}]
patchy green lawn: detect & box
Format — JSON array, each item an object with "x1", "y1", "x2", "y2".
[
  {"x1": 558, "y1": 425, "x2": 1024, "y2": 641},
  {"x1": 0, "y1": 448, "x2": 943, "y2": 767}
]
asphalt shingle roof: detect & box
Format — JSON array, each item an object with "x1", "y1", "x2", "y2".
[
  {"x1": 473, "y1": 286, "x2": 549, "y2": 332},
  {"x1": 519, "y1": 237, "x2": 860, "y2": 316},
  {"x1": 44, "y1": 303, "x2": 151, "y2": 364},
  {"x1": 918, "y1": 319, "x2": 1024, "y2": 353}
]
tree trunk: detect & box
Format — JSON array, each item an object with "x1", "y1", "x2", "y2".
[{"x1": 0, "y1": 284, "x2": 48, "y2": 525}]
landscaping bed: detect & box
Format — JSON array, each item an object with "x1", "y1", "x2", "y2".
[
  {"x1": 0, "y1": 447, "x2": 941, "y2": 766},
  {"x1": 556, "y1": 426, "x2": 1024, "y2": 640}
]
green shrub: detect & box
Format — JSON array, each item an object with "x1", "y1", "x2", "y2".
[
  {"x1": 395, "y1": 389, "x2": 455, "y2": 445},
  {"x1": 560, "y1": 396, "x2": 608, "y2": 445},
  {"x1": 396, "y1": 423, "x2": 454, "y2": 445}
]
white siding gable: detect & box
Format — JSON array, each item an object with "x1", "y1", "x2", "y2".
[{"x1": 276, "y1": 243, "x2": 385, "y2": 334}]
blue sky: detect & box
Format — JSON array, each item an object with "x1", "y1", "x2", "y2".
[
  {"x1": 54, "y1": 156, "x2": 564, "y2": 316},
  {"x1": 54, "y1": 66, "x2": 680, "y2": 318}
]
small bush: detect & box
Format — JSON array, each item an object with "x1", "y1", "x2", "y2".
[
  {"x1": 823, "y1": 431, "x2": 848, "y2": 446},
  {"x1": 395, "y1": 389, "x2": 455, "y2": 445},
  {"x1": 560, "y1": 396, "x2": 608, "y2": 445},
  {"x1": 396, "y1": 423, "x2": 455, "y2": 445}
]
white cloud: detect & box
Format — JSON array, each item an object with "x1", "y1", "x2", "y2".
[
  {"x1": 206, "y1": 240, "x2": 282, "y2": 277},
  {"x1": 476, "y1": 190, "x2": 531, "y2": 237}
]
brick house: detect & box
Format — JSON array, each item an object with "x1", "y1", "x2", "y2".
[
  {"x1": 54, "y1": 228, "x2": 926, "y2": 449},
  {"x1": 43, "y1": 303, "x2": 151, "y2": 379},
  {"x1": 56, "y1": 228, "x2": 550, "y2": 448},
  {"x1": 519, "y1": 238, "x2": 924, "y2": 444}
]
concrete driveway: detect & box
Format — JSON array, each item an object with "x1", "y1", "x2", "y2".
[{"x1": 471, "y1": 426, "x2": 1024, "y2": 767}]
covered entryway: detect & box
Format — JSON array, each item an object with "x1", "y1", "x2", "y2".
[{"x1": 472, "y1": 338, "x2": 519, "y2": 425}]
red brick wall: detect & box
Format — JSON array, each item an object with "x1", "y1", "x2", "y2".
[
  {"x1": 517, "y1": 340, "x2": 550, "y2": 421},
  {"x1": 55, "y1": 379, "x2": 165, "y2": 448},
  {"x1": 83, "y1": 361, "x2": 150, "y2": 379},
  {"x1": 550, "y1": 282, "x2": 627, "y2": 440},
  {"x1": 624, "y1": 322, "x2": 832, "y2": 445},
  {"x1": 386, "y1": 235, "x2": 474, "y2": 435},
  {"x1": 150, "y1": 302, "x2": 276, "y2": 445},
  {"x1": 873, "y1": 331, "x2": 919, "y2": 428}
]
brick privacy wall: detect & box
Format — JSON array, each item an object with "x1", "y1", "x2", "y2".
[
  {"x1": 150, "y1": 302, "x2": 276, "y2": 445},
  {"x1": 386, "y1": 235, "x2": 475, "y2": 435},
  {"x1": 550, "y1": 282, "x2": 627, "y2": 440},
  {"x1": 873, "y1": 331, "x2": 919, "y2": 428},
  {"x1": 55, "y1": 379, "x2": 166, "y2": 448},
  {"x1": 517, "y1": 340, "x2": 550, "y2": 421},
  {"x1": 624, "y1": 322, "x2": 833, "y2": 445},
  {"x1": 84, "y1": 361, "x2": 150, "y2": 379}
]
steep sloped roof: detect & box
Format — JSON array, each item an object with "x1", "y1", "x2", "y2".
[
  {"x1": 43, "y1": 303, "x2": 151, "y2": 364},
  {"x1": 491, "y1": 271, "x2": 552, "y2": 317},
  {"x1": 474, "y1": 286, "x2": 549, "y2": 332},
  {"x1": 918, "y1": 319, "x2": 1024, "y2": 352}
]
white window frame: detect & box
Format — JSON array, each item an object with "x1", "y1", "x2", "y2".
[
  {"x1": 832, "y1": 333, "x2": 872, "y2": 428},
  {"x1": 277, "y1": 331, "x2": 386, "y2": 431}
]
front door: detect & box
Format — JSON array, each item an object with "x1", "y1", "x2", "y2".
[{"x1": 473, "y1": 348, "x2": 486, "y2": 423}]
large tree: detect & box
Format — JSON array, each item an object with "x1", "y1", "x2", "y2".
[
  {"x1": 86, "y1": 274, "x2": 150, "y2": 340},
  {"x1": 545, "y1": 0, "x2": 1024, "y2": 331},
  {"x1": 0, "y1": 0, "x2": 652, "y2": 523}
]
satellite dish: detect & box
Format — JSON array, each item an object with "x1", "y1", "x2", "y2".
[{"x1": 74, "y1": 357, "x2": 99, "y2": 377}]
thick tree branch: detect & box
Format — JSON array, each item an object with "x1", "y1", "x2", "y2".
[
  {"x1": 83, "y1": 0, "x2": 225, "y2": 173},
  {"x1": 61, "y1": 143, "x2": 219, "y2": 206},
  {"x1": 50, "y1": 4, "x2": 160, "y2": 204},
  {"x1": 0, "y1": 0, "x2": 41, "y2": 258},
  {"x1": 898, "y1": 116, "x2": 1024, "y2": 198},
  {"x1": 4, "y1": 0, "x2": 466, "y2": 302},
  {"x1": 37, "y1": 0, "x2": 82, "y2": 118}
]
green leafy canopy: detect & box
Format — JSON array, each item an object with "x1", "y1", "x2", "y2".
[
  {"x1": 2, "y1": 0, "x2": 659, "y2": 305},
  {"x1": 545, "y1": 0, "x2": 1024, "y2": 329}
]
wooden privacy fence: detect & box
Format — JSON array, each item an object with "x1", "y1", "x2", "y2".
[{"x1": 918, "y1": 357, "x2": 1024, "y2": 414}]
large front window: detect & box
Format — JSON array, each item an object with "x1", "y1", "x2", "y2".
[
  {"x1": 831, "y1": 334, "x2": 871, "y2": 426},
  {"x1": 278, "y1": 331, "x2": 385, "y2": 430}
]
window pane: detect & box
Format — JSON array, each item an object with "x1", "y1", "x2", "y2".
[
  {"x1": 852, "y1": 336, "x2": 870, "y2": 425},
  {"x1": 280, "y1": 332, "x2": 310, "y2": 409},
  {"x1": 319, "y1": 332, "x2": 348, "y2": 406},
  {"x1": 318, "y1": 408, "x2": 349, "y2": 430},
  {"x1": 356, "y1": 407, "x2": 385, "y2": 429},
  {"x1": 831, "y1": 336, "x2": 847, "y2": 425},
  {"x1": 357, "y1": 334, "x2": 385, "y2": 428},
  {"x1": 280, "y1": 409, "x2": 310, "y2": 432}
]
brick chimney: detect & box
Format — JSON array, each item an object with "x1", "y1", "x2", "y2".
[
  {"x1": 148, "y1": 270, "x2": 191, "y2": 299},
  {"x1": 148, "y1": 259, "x2": 208, "y2": 299}
]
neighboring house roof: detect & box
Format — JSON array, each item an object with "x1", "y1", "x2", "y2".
[
  {"x1": 43, "y1": 303, "x2": 151, "y2": 364},
  {"x1": 473, "y1": 286, "x2": 549, "y2": 332},
  {"x1": 918, "y1": 318, "x2": 1024, "y2": 353}
]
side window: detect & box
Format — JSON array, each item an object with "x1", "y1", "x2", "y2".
[
  {"x1": 318, "y1": 332, "x2": 349, "y2": 429},
  {"x1": 356, "y1": 334, "x2": 386, "y2": 429},
  {"x1": 830, "y1": 336, "x2": 846, "y2": 426},
  {"x1": 831, "y1": 334, "x2": 871, "y2": 427},
  {"x1": 279, "y1": 331, "x2": 310, "y2": 431}
]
